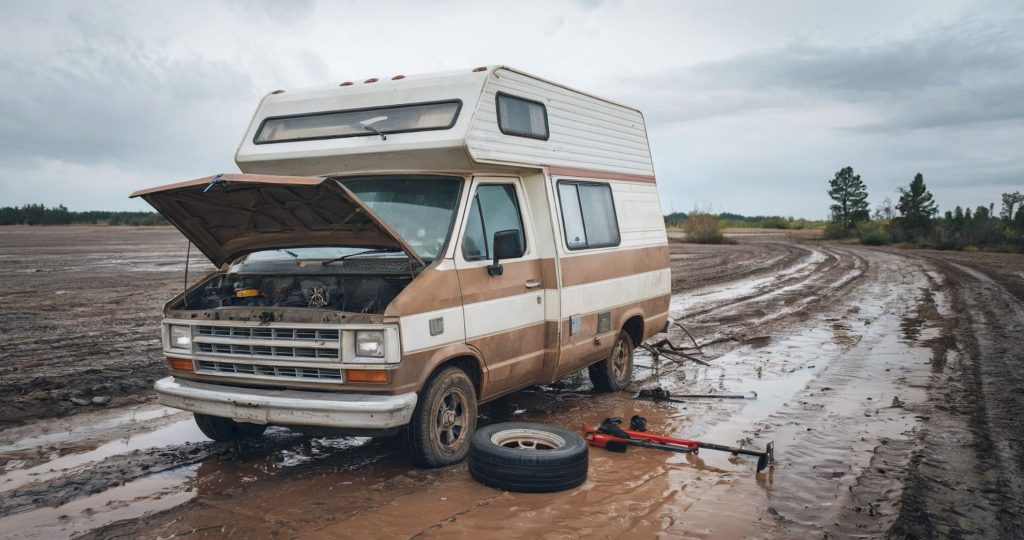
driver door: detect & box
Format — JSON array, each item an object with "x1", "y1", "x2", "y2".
[{"x1": 455, "y1": 177, "x2": 546, "y2": 398}]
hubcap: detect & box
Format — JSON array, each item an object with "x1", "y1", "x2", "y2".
[
  {"x1": 435, "y1": 389, "x2": 467, "y2": 451},
  {"x1": 490, "y1": 428, "x2": 566, "y2": 451},
  {"x1": 611, "y1": 338, "x2": 629, "y2": 381}
]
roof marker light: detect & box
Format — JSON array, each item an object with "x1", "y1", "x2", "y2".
[
  {"x1": 391, "y1": 74, "x2": 405, "y2": 80},
  {"x1": 365, "y1": 77, "x2": 379, "y2": 83},
  {"x1": 271, "y1": 89, "x2": 285, "y2": 94},
  {"x1": 339, "y1": 81, "x2": 354, "y2": 86},
  {"x1": 473, "y1": 66, "x2": 487, "y2": 72}
]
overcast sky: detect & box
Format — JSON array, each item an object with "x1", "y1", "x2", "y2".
[{"x1": 0, "y1": 0, "x2": 1020, "y2": 218}]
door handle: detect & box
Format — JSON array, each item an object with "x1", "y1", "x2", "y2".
[{"x1": 525, "y1": 280, "x2": 542, "y2": 289}]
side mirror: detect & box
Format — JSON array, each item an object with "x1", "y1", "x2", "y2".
[{"x1": 488, "y1": 229, "x2": 524, "y2": 276}]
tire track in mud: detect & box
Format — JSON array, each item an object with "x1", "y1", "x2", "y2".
[
  {"x1": 615, "y1": 247, "x2": 937, "y2": 538},
  {"x1": 889, "y1": 254, "x2": 1024, "y2": 539},
  {"x1": 73, "y1": 237, "x2": 883, "y2": 539},
  {"x1": 5, "y1": 233, "x2": 1021, "y2": 539}
]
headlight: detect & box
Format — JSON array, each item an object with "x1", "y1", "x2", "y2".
[
  {"x1": 169, "y1": 325, "x2": 191, "y2": 350},
  {"x1": 355, "y1": 330, "x2": 385, "y2": 358}
]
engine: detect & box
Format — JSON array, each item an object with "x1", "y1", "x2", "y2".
[{"x1": 177, "y1": 273, "x2": 410, "y2": 314}]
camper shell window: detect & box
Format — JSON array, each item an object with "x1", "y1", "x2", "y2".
[
  {"x1": 254, "y1": 100, "x2": 462, "y2": 144},
  {"x1": 495, "y1": 93, "x2": 549, "y2": 140},
  {"x1": 557, "y1": 181, "x2": 620, "y2": 250}
]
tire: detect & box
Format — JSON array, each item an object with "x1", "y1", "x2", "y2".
[
  {"x1": 468, "y1": 422, "x2": 588, "y2": 493},
  {"x1": 402, "y1": 366, "x2": 478, "y2": 468},
  {"x1": 589, "y1": 330, "x2": 634, "y2": 392},
  {"x1": 193, "y1": 413, "x2": 267, "y2": 441}
]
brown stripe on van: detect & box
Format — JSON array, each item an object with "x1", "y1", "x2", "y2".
[
  {"x1": 395, "y1": 342, "x2": 485, "y2": 396},
  {"x1": 457, "y1": 258, "x2": 544, "y2": 304},
  {"x1": 554, "y1": 294, "x2": 670, "y2": 378},
  {"x1": 547, "y1": 166, "x2": 657, "y2": 184},
  {"x1": 383, "y1": 266, "x2": 462, "y2": 316},
  {"x1": 466, "y1": 322, "x2": 547, "y2": 399},
  {"x1": 560, "y1": 245, "x2": 669, "y2": 287}
]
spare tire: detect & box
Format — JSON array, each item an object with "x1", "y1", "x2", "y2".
[{"x1": 468, "y1": 422, "x2": 588, "y2": 493}]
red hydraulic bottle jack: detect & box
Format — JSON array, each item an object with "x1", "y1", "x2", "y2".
[{"x1": 582, "y1": 417, "x2": 774, "y2": 473}]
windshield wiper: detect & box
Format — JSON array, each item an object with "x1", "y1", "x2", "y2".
[
  {"x1": 276, "y1": 248, "x2": 301, "y2": 265},
  {"x1": 321, "y1": 248, "x2": 404, "y2": 266},
  {"x1": 363, "y1": 125, "x2": 387, "y2": 141}
]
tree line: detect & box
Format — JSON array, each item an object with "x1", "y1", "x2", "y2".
[
  {"x1": 825, "y1": 166, "x2": 1024, "y2": 252},
  {"x1": 0, "y1": 204, "x2": 167, "y2": 226},
  {"x1": 665, "y1": 211, "x2": 826, "y2": 230}
]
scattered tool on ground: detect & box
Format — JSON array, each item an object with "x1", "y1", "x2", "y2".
[
  {"x1": 636, "y1": 387, "x2": 757, "y2": 402},
  {"x1": 583, "y1": 418, "x2": 775, "y2": 473},
  {"x1": 641, "y1": 321, "x2": 710, "y2": 366}
]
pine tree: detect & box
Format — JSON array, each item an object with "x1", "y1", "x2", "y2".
[
  {"x1": 827, "y1": 166, "x2": 870, "y2": 234},
  {"x1": 897, "y1": 173, "x2": 938, "y2": 235}
]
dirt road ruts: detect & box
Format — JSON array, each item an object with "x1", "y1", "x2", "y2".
[
  {"x1": 0, "y1": 227, "x2": 1022, "y2": 539},
  {"x1": 0, "y1": 226, "x2": 211, "y2": 429}
]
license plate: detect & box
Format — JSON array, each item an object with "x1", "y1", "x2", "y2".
[{"x1": 232, "y1": 403, "x2": 268, "y2": 423}]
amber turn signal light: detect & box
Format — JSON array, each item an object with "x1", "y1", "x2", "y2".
[
  {"x1": 346, "y1": 369, "x2": 388, "y2": 383},
  {"x1": 167, "y1": 357, "x2": 194, "y2": 371}
]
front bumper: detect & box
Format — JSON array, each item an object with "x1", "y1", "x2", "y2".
[{"x1": 154, "y1": 376, "x2": 417, "y2": 429}]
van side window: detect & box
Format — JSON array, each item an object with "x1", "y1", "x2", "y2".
[
  {"x1": 557, "y1": 181, "x2": 620, "y2": 250},
  {"x1": 462, "y1": 184, "x2": 526, "y2": 261},
  {"x1": 496, "y1": 93, "x2": 549, "y2": 140}
]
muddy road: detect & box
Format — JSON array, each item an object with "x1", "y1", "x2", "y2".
[{"x1": 1, "y1": 226, "x2": 1022, "y2": 539}]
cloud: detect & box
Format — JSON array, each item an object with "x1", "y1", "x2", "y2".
[
  {"x1": 0, "y1": 0, "x2": 1020, "y2": 217},
  {"x1": 623, "y1": 10, "x2": 1024, "y2": 132},
  {"x1": 0, "y1": 10, "x2": 258, "y2": 171}
]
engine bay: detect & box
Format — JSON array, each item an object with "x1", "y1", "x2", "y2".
[{"x1": 174, "y1": 273, "x2": 411, "y2": 315}]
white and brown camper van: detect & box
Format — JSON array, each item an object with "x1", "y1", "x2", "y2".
[{"x1": 135, "y1": 66, "x2": 670, "y2": 467}]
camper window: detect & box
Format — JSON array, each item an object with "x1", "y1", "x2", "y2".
[
  {"x1": 254, "y1": 100, "x2": 462, "y2": 144},
  {"x1": 495, "y1": 93, "x2": 549, "y2": 140},
  {"x1": 557, "y1": 181, "x2": 620, "y2": 250},
  {"x1": 462, "y1": 184, "x2": 526, "y2": 261}
]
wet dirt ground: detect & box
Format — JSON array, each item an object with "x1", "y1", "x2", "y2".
[{"x1": 1, "y1": 226, "x2": 1022, "y2": 539}]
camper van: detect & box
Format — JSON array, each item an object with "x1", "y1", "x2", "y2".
[{"x1": 135, "y1": 66, "x2": 670, "y2": 467}]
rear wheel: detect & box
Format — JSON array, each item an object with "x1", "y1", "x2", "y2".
[
  {"x1": 402, "y1": 366, "x2": 477, "y2": 468},
  {"x1": 589, "y1": 330, "x2": 634, "y2": 392},
  {"x1": 193, "y1": 413, "x2": 267, "y2": 441}
]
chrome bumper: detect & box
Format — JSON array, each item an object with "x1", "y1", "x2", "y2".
[{"x1": 154, "y1": 376, "x2": 417, "y2": 429}]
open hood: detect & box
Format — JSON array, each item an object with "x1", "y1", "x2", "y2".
[{"x1": 131, "y1": 173, "x2": 424, "y2": 268}]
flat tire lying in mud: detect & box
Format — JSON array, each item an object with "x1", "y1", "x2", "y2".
[
  {"x1": 194, "y1": 413, "x2": 268, "y2": 441},
  {"x1": 469, "y1": 422, "x2": 588, "y2": 493}
]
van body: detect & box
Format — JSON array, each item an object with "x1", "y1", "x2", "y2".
[{"x1": 136, "y1": 66, "x2": 669, "y2": 466}]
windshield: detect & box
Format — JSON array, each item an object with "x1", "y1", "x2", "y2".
[{"x1": 238, "y1": 176, "x2": 463, "y2": 265}]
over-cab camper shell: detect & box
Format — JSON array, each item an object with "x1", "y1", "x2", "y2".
[{"x1": 137, "y1": 66, "x2": 669, "y2": 467}]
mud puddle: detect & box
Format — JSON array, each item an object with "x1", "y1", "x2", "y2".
[
  {"x1": 2, "y1": 467, "x2": 197, "y2": 540},
  {"x1": 5, "y1": 229, "x2": 1015, "y2": 538},
  {"x1": 66, "y1": 248, "x2": 947, "y2": 538}
]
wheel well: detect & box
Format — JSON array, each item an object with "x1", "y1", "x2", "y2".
[
  {"x1": 623, "y1": 315, "x2": 644, "y2": 346},
  {"x1": 432, "y1": 356, "x2": 483, "y2": 398}
]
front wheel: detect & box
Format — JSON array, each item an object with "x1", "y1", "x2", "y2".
[
  {"x1": 402, "y1": 366, "x2": 478, "y2": 468},
  {"x1": 588, "y1": 330, "x2": 634, "y2": 392},
  {"x1": 193, "y1": 413, "x2": 267, "y2": 441}
]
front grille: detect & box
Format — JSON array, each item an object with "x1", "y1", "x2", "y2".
[
  {"x1": 195, "y1": 360, "x2": 343, "y2": 381},
  {"x1": 196, "y1": 342, "x2": 339, "y2": 359},
  {"x1": 189, "y1": 324, "x2": 343, "y2": 384},
  {"x1": 196, "y1": 325, "x2": 339, "y2": 342}
]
